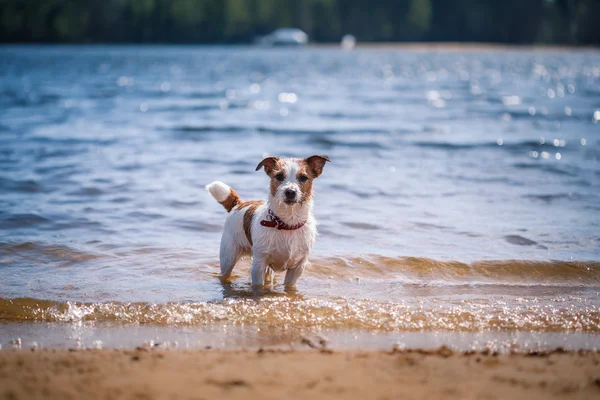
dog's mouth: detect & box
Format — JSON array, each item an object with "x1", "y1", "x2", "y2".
[{"x1": 283, "y1": 199, "x2": 299, "y2": 205}]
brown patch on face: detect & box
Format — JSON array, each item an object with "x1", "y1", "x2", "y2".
[
  {"x1": 255, "y1": 157, "x2": 281, "y2": 175},
  {"x1": 268, "y1": 161, "x2": 288, "y2": 198},
  {"x1": 256, "y1": 156, "x2": 288, "y2": 198},
  {"x1": 236, "y1": 200, "x2": 265, "y2": 246},
  {"x1": 219, "y1": 188, "x2": 241, "y2": 212},
  {"x1": 270, "y1": 175, "x2": 283, "y2": 198},
  {"x1": 296, "y1": 161, "x2": 315, "y2": 203}
]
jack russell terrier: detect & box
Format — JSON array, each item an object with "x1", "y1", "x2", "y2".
[{"x1": 206, "y1": 155, "x2": 329, "y2": 286}]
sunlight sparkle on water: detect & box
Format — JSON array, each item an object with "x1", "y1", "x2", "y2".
[
  {"x1": 278, "y1": 92, "x2": 298, "y2": 103},
  {"x1": 249, "y1": 83, "x2": 261, "y2": 94}
]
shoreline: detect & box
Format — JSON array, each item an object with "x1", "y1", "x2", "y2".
[
  {"x1": 334, "y1": 41, "x2": 600, "y2": 51},
  {"x1": 2, "y1": 322, "x2": 600, "y2": 353},
  {"x1": 0, "y1": 42, "x2": 598, "y2": 51},
  {"x1": 1, "y1": 348, "x2": 599, "y2": 399}
]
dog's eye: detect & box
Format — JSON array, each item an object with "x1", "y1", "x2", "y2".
[
  {"x1": 275, "y1": 173, "x2": 285, "y2": 181},
  {"x1": 298, "y1": 175, "x2": 309, "y2": 183}
]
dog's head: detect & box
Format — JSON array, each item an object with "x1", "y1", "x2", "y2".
[{"x1": 255, "y1": 155, "x2": 329, "y2": 205}]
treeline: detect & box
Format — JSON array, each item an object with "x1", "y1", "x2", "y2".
[{"x1": 1, "y1": 0, "x2": 599, "y2": 45}]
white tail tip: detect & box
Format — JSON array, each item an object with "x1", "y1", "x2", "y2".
[{"x1": 205, "y1": 181, "x2": 231, "y2": 202}]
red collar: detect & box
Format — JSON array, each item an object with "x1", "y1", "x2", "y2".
[{"x1": 260, "y1": 209, "x2": 306, "y2": 230}]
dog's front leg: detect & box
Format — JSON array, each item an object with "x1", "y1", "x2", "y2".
[
  {"x1": 284, "y1": 259, "x2": 308, "y2": 287},
  {"x1": 251, "y1": 252, "x2": 268, "y2": 286}
]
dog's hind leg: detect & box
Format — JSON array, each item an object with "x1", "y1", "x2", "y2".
[{"x1": 219, "y1": 240, "x2": 243, "y2": 282}]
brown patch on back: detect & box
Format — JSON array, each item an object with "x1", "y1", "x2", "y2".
[
  {"x1": 219, "y1": 188, "x2": 241, "y2": 212},
  {"x1": 236, "y1": 200, "x2": 265, "y2": 246}
]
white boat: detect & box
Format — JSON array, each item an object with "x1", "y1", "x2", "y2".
[{"x1": 257, "y1": 28, "x2": 309, "y2": 46}]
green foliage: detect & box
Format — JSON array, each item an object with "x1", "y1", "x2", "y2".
[
  {"x1": 406, "y1": 0, "x2": 432, "y2": 39},
  {"x1": 0, "y1": 0, "x2": 596, "y2": 44},
  {"x1": 575, "y1": 0, "x2": 600, "y2": 44}
]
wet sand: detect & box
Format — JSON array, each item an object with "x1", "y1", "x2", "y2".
[{"x1": 1, "y1": 348, "x2": 599, "y2": 400}]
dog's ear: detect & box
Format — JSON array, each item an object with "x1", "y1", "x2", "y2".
[
  {"x1": 255, "y1": 156, "x2": 280, "y2": 175},
  {"x1": 304, "y1": 155, "x2": 330, "y2": 178}
]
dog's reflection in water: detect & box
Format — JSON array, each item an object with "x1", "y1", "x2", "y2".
[{"x1": 219, "y1": 279, "x2": 303, "y2": 300}]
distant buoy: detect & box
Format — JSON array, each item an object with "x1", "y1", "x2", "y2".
[{"x1": 341, "y1": 34, "x2": 356, "y2": 50}]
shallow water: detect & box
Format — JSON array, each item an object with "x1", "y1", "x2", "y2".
[{"x1": 1, "y1": 45, "x2": 599, "y2": 350}]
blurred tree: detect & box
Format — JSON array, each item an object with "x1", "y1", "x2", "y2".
[
  {"x1": 311, "y1": 0, "x2": 340, "y2": 41},
  {"x1": 406, "y1": 0, "x2": 432, "y2": 39},
  {"x1": 0, "y1": 0, "x2": 595, "y2": 44},
  {"x1": 575, "y1": 0, "x2": 600, "y2": 44},
  {"x1": 53, "y1": 1, "x2": 90, "y2": 41}
]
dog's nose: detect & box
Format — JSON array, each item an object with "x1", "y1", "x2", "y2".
[{"x1": 284, "y1": 189, "x2": 297, "y2": 199}]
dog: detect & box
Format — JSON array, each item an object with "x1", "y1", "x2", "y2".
[{"x1": 206, "y1": 155, "x2": 329, "y2": 286}]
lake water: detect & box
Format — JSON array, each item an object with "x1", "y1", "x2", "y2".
[{"x1": 1, "y1": 45, "x2": 599, "y2": 351}]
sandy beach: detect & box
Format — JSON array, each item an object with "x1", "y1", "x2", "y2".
[{"x1": 1, "y1": 348, "x2": 599, "y2": 400}]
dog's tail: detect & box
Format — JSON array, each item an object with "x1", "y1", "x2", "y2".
[{"x1": 205, "y1": 181, "x2": 241, "y2": 212}]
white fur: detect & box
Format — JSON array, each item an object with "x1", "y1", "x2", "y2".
[
  {"x1": 208, "y1": 159, "x2": 319, "y2": 287},
  {"x1": 205, "y1": 181, "x2": 231, "y2": 202}
]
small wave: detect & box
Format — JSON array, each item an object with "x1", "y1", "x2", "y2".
[
  {"x1": 29, "y1": 136, "x2": 117, "y2": 146},
  {"x1": 504, "y1": 235, "x2": 537, "y2": 246},
  {"x1": 0, "y1": 213, "x2": 49, "y2": 229},
  {"x1": 170, "y1": 220, "x2": 223, "y2": 232},
  {"x1": 0, "y1": 177, "x2": 44, "y2": 193},
  {"x1": 0, "y1": 89, "x2": 61, "y2": 107},
  {"x1": 184, "y1": 91, "x2": 224, "y2": 99},
  {"x1": 256, "y1": 127, "x2": 389, "y2": 135},
  {"x1": 309, "y1": 136, "x2": 387, "y2": 149},
  {"x1": 1, "y1": 295, "x2": 598, "y2": 332},
  {"x1": 513, "y1": 162, "x2": 579, "y2": 177},
  {"x1": 164, "y1": 126, "x2": 247, "y2": 133},
  {"x1": 155, "y1": 104, "x2": 220, "y2": 112},
  {"x1": 127, "y1": 211, "x2": 167, "y2": 221},
  {"x1": 413, "y1": 222, "x2": 453, "y2": 230},
  {"x1": 341, "y1": 222, "x2": 380, "y2": 230},
  {"x1": 318, "y1": 111, "x2": 383, "y2": 120},
  {"x1": 166, "y1": 125, "x2": 390, "y2": 136},
  {"x1": 135, "y1": 89, "x2": 222, "y2": 99},
  {"x1": 66, "y1": 187, "x2": 105, "y2": 197},
  {"x1": 0, "y1": 241, "x2": 103, "y2": 266},
  {"x1": 168, "y1": 200, "x2": 202, "y2": 209},
  {"x1": 413, "y1": 140, "x2": 544, "y2": 151},
  {"x1": 230, "y1": 169, "x2": 254, "y2": 175},
  {"x1": 413, "y1": 141, "x2": 496, "y2": 150},
  {"x1": 523, "y1": 193, "x2": 585, "y2": 203},
  {"x1": 154, "y1": 103, "x2": 247, "y2": 113},
  {"x1": 306, "y1": 256, "x2": 600, "y2": 286},
  {"x1": 412, "y1": 140, "x2": 578, "y2": 155}
]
